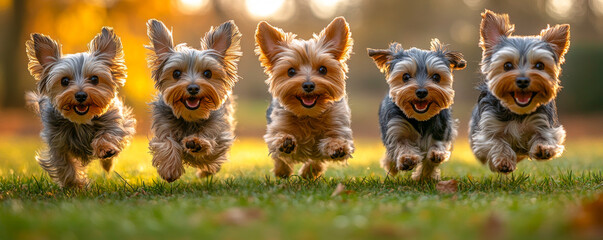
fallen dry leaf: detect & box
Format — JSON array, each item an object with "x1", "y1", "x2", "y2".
[
  {"x1": 480, "y1": 212, "x2": 505, "y2": 240},
  {"x1": 331, "y1": 183, "x2": 346, "y2": 197},
  {"x1": 571, "y1": 192, "x2": 603, "y2": 238},
  {"x1": 436, "y1": 179, "x2": 458, "y2": 194},
  {"x1": 219, "y1": 207, "x2": 264, "y2": 226}
]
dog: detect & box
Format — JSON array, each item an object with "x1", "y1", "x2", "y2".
[
  {"x1": 469, "y1": 10, "x2": 570, "y2": 173},
  {"x1": 146, "y1": 19, "x2": 242, "y2": 182},
  {"x1": 368, "y1": 39, "x2": 466, "y2": 180},
  {"x1": 255, "y1": 17, "x2": 354, "y2": 179},
  {"x1": 25, "y1": 27, "x2": 136, "y2": 188}
]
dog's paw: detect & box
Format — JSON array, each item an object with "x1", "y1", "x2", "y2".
[
  {"x1": 489, "y1": 157, "x2": 516, "y2": 173},
  {"x1": 530, "y1": 143, "x2": 562, "y2": 161},
  {"x1": 156, "y1": 166, "x2": 184, "y2": 183},
  {"x1": 278, "y1": 136, "x2": 296, "y2": 154},
  {"x1": 182, "y1": 136, "x2": 212, "y2": 156},
  {"x1": 427, "y1": 149, "x2": 450, "y2": 164},
  {"x1": 397, "y1": 154, "x2": 421, "y2": 171},
  {"x1": 91, "y1": 137, "x2": 120, "y2": 159},
  {"x1": 322, "y1": 138, "x2": 351, "y2": 160}
]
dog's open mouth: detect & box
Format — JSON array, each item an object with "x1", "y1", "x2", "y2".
[
  {"x1": 74, "y1": 104, "x2": 90, "y2": 115},
  {"x1": 182, "y1": 97, "x2": 201, "y2": 110},
  {"x1": 296, "y1": 95, "x2": 318, "y2": 108},
  {"x1": 511, "y1": 91, "x2": 536, "y2": 107},
  {"x1": 412, "y1": 100, "x2": 431, "y2": 114}
]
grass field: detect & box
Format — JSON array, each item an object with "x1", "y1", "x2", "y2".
[{"x1": 0, "y1": 136, "x2": 602, "y2": 240}]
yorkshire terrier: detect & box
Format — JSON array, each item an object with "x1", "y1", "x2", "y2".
[
  {"x1": 470, "y1": 10, "x2": 570, "y2": 173},
  {"x1": 368, "y1": 39, "x2": 466, "y2": 180},
  {"x1": 146, "y1": 19, "x2": 242, "y2": 182},
  {"x1": 25, "y1": 27, "x2": 136, "y2": 188},
  {"x1": 255, "y1": 17, "x2": 354, "y2": 179}
]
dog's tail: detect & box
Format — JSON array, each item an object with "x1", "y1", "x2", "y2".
[{"x1": 25, "y1": 91, "x2": 46, "y2": 115}]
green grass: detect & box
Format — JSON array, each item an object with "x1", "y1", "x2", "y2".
[{"x1": 0, "y1": 137, "x2": 602, "y2": 240}]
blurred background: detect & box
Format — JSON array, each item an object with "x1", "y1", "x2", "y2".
[{"x1": 0, "y1": 0, "x2": 602, "y2": 139}]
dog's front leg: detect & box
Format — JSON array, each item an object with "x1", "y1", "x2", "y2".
[
  {"x1": 150, "y1": 136, "x2": 184, "y2": 182},
  {"x1": 412, "y1": 141, "x2": 451, "y2": 181},
  {"x1": 529, "y1": 125, "x2": 566, "y2": 161}
]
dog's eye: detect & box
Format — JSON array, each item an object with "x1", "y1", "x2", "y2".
[
  {"x1": 402, "y1": 73, "x2": 411, "y2": 82},
  {"x1": 203, "y1": 70, "x2": 212, "y2": 79},
  {"x1": 534, "y1": 62, "x2": 545, "y2": 70},
  {"x1": 503, "y1": 62, "x2": 514, "y2": 71},
  {"x1": 318, "y1": 66, "x2": 327, "y2": 75},
  {"x1": 432, "y1": 73, "x2": 441, "y2": 83},
  {"x1": 287, "y1": 68, "x2": 296, "y2": 77},
  {"x1": 173, "y1": 70, "x2": 182, "y2": 79},
  {"x1": 61, "y1": 77, "x2": 70, "y2": 87},
  {"x1": 90, "y1": 75, "x2": 99, "y2": 85}
]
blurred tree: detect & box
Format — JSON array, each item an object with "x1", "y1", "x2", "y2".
[{"x1": 1, "y1": 0, "x2": 26, "y2": 108}]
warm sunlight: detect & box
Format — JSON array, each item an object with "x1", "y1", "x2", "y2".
[
  {"x1": 309, "y1": 0, "x2": 345, "y2": 19},
  {"x1": 591, "y1": 0, "x2": 603, "y2": 16},
  {"x1": 245, "y1": 0, "x2": 284, "y2": 18},
  {"x1": 245, "y1": 0, "x2": 294, "y2": 20},
  {"x1": 174, "y1": 0, "x2": 209, "y2": 15},
  {"x1": 546, "y1": 0, "x2": 575, "y2": 19}
]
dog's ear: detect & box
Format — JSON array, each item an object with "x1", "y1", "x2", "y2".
[
  {"x1": 89, "y1": 27, "x2": 122, "y2": 60},
  {"x1": 368, "y1": 42, "x2": 402, "y2": 74},
  {"x1": 540, "y1": 24, "x2": 570, "y2": 64},
  {"x1": 367, "y1": 48, "x2": 392, "y2": 73},
  {"x1": 202, "y1": 20, "x2": 243, "y2": 82},
  {"x1": 26, "y1": 33, "x2": 62, "y2": 93},
  {"x1": 445, "y1": 51, "x2": 467, "y2": 70},
  {"x1": 89, "y1": 27, "x2": 127, "y2": 86},
  {"x1": 201, "y1": 20, "x2": 242, "y2": 58},
  {"x1": 430, "y1": 38, "x2": 467, "y2": 70},
  {"x1": 146, "y1": 19, "x2": 174, "y2": 80},
  {"x1": 146, "y1": 19, "x2": 174, "y2": 58},
  {"x1": 255, "y1": 21, "x2": 288, "y2": 69},
  {"x1": 26, "y1": 34, "x2": 61, "y2": 79},
  {"x1": 319, "y1": 16, "x2": 353, "y2": 62},
  {"x1": 480, "y1": 9, "x2": 514, "y2": 54}
]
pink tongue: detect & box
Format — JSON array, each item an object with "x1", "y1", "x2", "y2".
[
  {"x1": 515, "y1": 92, "x2": 532, "y2": 104},
  {"x1": 301, "y1": 96, "x2": 317, "y2": 106},
  {"x1": 185, "y1": 98, "x2": 200, "y2": 108},
  {"x1": 415, "y1": 101, "x2": 428, "y2": 110}
]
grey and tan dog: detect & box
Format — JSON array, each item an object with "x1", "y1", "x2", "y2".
[
  {"x1": 146, "y1": 19, "x2": 242, "y2": 182},
  {"x1": 368, "y1": 39, "x2": 466, "y2": 180},
  {"x1": 470, "y1": 10, "x2": 570, "y2": 173},
  {"x1": 255, "y1": 17, "x2": 355, "y2": 180},
  {"x1": 25, "y1": 27, "x2": 136, "y2": 188}
]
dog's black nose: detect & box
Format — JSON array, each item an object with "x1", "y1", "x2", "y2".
[
  {"x1": 415, "y1": 88, "x2": 428, "y2": 99},
  {"x1": 516, "y1": 77, "x2": 530, "y2": 89},
  {"x1": 187, "y1": 84, "x2": 200, "y2": 95},
  {"x1": 75, "y1": 91, "x2": 87, "y2": 102},
  {"x1": 302, "y1": 82, "x2": 315, "y2": 93}
]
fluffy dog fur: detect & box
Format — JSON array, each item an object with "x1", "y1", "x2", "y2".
[
  {"x1": 255, "y1": 17, "x2": 354, "y2": 179},
  {"x1": 469, "y1": 10, "x2": 570, "y2": 173},
  {"x1": 25, "y1": 28, "x2": 136, "y2": 188},
  {"x1": 368, "y1": 39, "x2": 466, "y2": 180},
  {"x1": 146, "y1": 19, "x2": 242, "y2": 182}
]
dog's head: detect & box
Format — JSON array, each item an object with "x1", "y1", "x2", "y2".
[
  {"x1": 479, "y1": 9, "x2": 570, "y2": 114},
  {"x1": 146, "y1": 19, "x2": 242, "y2": 121},
  {"x1": 369, "y1": 39, "x2": 466, "y2": 121},
  {"x1": 255, "y1": 17, "x2": 353, "y2": 117},
  {"x1": 26, "y1": 27, "x2": 126, "y2": 124}
]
